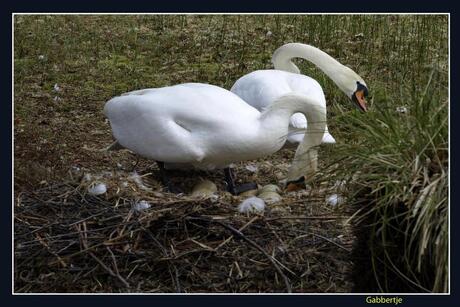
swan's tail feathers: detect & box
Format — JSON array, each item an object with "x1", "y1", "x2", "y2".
[
  {"x1": 321, "y1": 132, "x2": 336, "y2": 144},
  {"x1": 103, "y1": 140, "x2": 125, "y2": 151}
]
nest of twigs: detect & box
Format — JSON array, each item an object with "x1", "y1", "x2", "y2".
[{"x1": 14, "y1": 163, "x2": 354, "y2": 293}]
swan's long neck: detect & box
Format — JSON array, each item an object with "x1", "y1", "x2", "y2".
[
  {"x1": 272, "y1": 43, "x2": 350, "y2": 94},
  {"x1": 260, "y1": 93, "x2": 326, "y2": 182}
]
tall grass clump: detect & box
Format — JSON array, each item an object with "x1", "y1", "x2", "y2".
[{"x1": 323, "y1": 65, "x2": 448, "y2": 292}]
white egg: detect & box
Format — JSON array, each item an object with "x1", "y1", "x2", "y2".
[
  {"x1": 191, "y1": 180, "x2": 217, "y2": 198},
  {"x1": 88, "y1": 183, "x2": 107, "y2": 195},
  {"x1": 258, "y1": 191, "x2": 282, "y2": 204},
  {"x1": 238, "y1": 196, "x2": 265, "y2": 213},
  {"x1": 259, "y1": 184, "x2": 281, "y2": 194}
]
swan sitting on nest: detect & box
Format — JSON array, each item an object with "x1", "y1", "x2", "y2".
[
  {"x1": 104, "y1": 83, "x2": 326, "y2": 194},
  {"x1": 231, "y1": 43, "x2": 369, "y2": 146}
]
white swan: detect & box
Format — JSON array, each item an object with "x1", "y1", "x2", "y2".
[
  {"x1": 104, "y1": 83, "x2": 326, "y2": 194},
  {"x1": 231, "y1": 43, "x2": 369, "y2": 146}
]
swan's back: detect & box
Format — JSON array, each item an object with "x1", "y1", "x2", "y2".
[
  {"x1": 104, "y1": 83, "x2": 262, "y2": 164},
  {"x1": 231, "y1": 70, "x2": 326, "y2": 111},
  {"x1": 106, "y1": 83, "x2": 258, "y2": 123}
]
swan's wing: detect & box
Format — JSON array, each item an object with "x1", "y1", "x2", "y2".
[
  {"x1": 105, "y1": 93, "x2": 207, "y2": 162},
  {"x1": 121, "y1": 88, "x2": 159, "y2": 96},
  {"x1": 286, "y1": 73, "x2": 323, "y2": 94},
  {"x1": 232, "y1": 70, "x2": 327, "y2": 113},
  {"x1": 104, "y1": 83, "x2": 261, "y2": 164},
  {"x1": 231, "y1": 70, "x2": 292, "y2": 111},
  {"x1": 289, "y1": 113, "x2": 307, "y2": 129}
]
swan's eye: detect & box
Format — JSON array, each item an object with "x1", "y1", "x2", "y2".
[{"x1": 356, "y1": 81, "x2": 369, "y2": 97}]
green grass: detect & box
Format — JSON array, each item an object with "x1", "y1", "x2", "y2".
[
  {"x1": 322, "y1": 65, "x2": 448, "y2": 292},
  {"x1": 14, "y1": 14, "x2": 449, "y2": 292}
]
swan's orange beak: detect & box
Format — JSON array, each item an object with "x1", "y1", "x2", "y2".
[{"x1": 352, "y1": 89, "x2": 368, "y2": 112}]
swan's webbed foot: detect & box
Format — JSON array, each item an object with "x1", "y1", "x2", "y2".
[{"x1": 224, "y1": 167, "x2": 258, "y2": 195}]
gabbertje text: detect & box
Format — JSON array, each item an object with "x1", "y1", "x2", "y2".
[{"x1": 366, "y1": 296, "x2": 403, "y2": 305}]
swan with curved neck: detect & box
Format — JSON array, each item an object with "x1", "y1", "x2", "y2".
[
  {"x1": 104, "y1": 83, "x2": 326, "y2": 194},
  {"x1": 231, "y1": 43, "x2": 369, "y2": 146},
  {"x1": 272, "y1": 43, "x2": 368, "y2": 111}
]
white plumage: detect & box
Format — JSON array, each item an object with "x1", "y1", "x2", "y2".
[
  {"x1": 326, "y1": 194, "x2": 345, "y2": 207},
  {"x1": 87, "y1": 183, "x2": 107, "y2": 196},
  {"x1": 231, "y1": 43, "x2": 369, "y2": 146},
  {"x1": 104, "y1": 83, "x2": 327, "y2": 185},
  {"x1": 133, "y1": 200, "x2": 151, "y2": 212},
  {"x1": 238, "y1": 196, "x2": 266, "y2": 213},
  {"x1": 231, "y1": 69, "x2": 334, "y2": 145}
]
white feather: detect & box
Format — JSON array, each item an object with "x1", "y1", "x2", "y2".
[
  {"x1": 245, "y1": 164, "x2": 258, "y2": 173},
  {"x1": 326, "y1": 194, "x2": 345, "y2": 207},
  {"x1": 88, "y1": 183, "x2": 107, "y2": 196},
  {"x1": 238, "y1": 196, "x2": 266, "y2": 213},
  {"x1": 133, "y1": 200, "x2": 151, "y2": 211}
]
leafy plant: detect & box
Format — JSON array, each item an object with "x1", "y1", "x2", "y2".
[{"x1": 323, "y1": 65, "x2": 448, "y2": 292}]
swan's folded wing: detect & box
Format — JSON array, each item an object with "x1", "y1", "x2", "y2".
[
  {"x1": 289, "y1": 113, "x2": 307, "y2": 129},
  {"x1": 121, "y1": 88, "x2": 158, "y2": 96}
]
